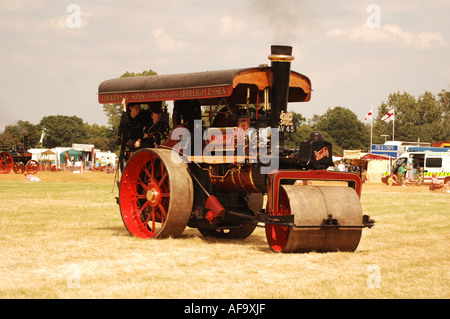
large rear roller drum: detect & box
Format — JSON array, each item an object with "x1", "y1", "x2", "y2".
[
  {"x1": 266, "y1": 185, "x2": 363, "y2": 253},
  {"x1": 119, "y1": 148, "x2": 194, "y2": 239}
]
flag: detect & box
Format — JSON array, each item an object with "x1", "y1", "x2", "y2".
[
  {"x1": 364, "y1": 108, "x2": 373, "y2": 124},
  {"x1": 39, "y1": 130, "x2": 46, "y2": 144},
  {"x1": 382, "y1": 108, "x2": 395, "y2": 123}
]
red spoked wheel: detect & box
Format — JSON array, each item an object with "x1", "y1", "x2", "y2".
[
  {"x1": 265, "y1": 186, "x2": 291, "y2": 253},
  {"x1": 26, "y1": 160, "x2": 39, "y2": 175},
  {"x1": 13, "y1": 162, "x2": 26, "y2": 174},
  {"x1": 119, "y1": 148, "x2": 193, "y2": 239},
  {"x1": 0, "y1": 152, "x2": 13, "y2": 174}
]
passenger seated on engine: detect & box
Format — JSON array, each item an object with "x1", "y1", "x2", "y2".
[
  {"x1": 116, "y1": 98, "x2": 150, "y2": 151},
  {"x1": 141, "y1": 102, "x2": 170, "y2": 148}
]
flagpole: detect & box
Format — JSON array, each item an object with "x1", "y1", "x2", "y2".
[
  {"x1": 365, "y1": 105, "x2": 374, "y2": 152},
  {"x1": 370, "y1": 104, "x2": 373, "y2": 150},
  {"x1": 369, "y1": 116, "x2": 373, "y2": 152},
  {"x1": 392, "y1": 108, "x2": 395, "y2": 141}
]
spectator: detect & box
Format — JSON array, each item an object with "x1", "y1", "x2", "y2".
[
  {"x1": 398, "y1": 162, "x2": 407, "y2": 186},
  {"x1": 24, "y1": 172, "x2": 40, "y2": 182},
  {"x1": 387, "y1": 174, "x2": 397, "y2": 186},
  {"x1": 337, "y1": 161, "x2": 345, "y2": 172},
  {"x1": 430, "y1": 173, "x2": 450, "y2": 193},
  {"x1": 416, "y1": 167, "x2": 424, "y2": 186}
]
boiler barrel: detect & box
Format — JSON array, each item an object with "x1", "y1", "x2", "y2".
[{"x1": 208, "y1": 165, "x2": 266, "y2": 193}]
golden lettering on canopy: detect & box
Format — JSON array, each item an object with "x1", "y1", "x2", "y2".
[{"x1": 98, "y1": 85, "x2": 231, "y2": 104}]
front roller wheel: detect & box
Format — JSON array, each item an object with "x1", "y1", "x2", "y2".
[
  {"x1": 119, "y1": 148, "x2": 194, "y2": 239},
  {"x1": 266, "y1": 185, "x2": 363, "y2": 253}
]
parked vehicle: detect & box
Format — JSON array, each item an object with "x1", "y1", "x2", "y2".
[
  {"x1": 382, "y1": 149, "x2": 450, "y2": 185},
  {"x1": 0, "y1": 134, "x2": 38, "y2": 175}
]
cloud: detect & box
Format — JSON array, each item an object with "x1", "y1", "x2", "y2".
[
  {"x1": 382, "y1": 25, "x2": 445, "y2": 48},
  {"x1": 9, "y1": 52, "x2": 38, "y2": 66},
  {"x1": 37, "y1": 7, "x2": 92, "y2": 32},
  {"x1": 324, "y1": 23, "x2": 445, "y2": 49},
  {"x1": 0, "y1": 0, "x2": 41, "y2": 12},
  {"x1": 220, "y1": 15, "x2": 245, "y2": 35},
  {"x1": 151, "y1": 27, "x2": 185, "y2": 53},
  {"x1": 0, "y1": 6, "x2": 92, "y2": 37}
]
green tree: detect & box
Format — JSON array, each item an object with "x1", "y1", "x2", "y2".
[
  {"x1": 85, "y1": 123, "x2": 116, "y2": 151},
  {"x1": 373, "y1": 90, "x2": 449, "y2": 143},
  {"x1": 1, "y1": 120, "x2": 42, "y2": 148},
  {"x1": 0, "y1": 130, "x2": 15, "y2": 148},
  {"x1": 415, "y1": 91, "x2": 447, "y2": 141},
  {"x1": 437, "y1": 88, "x2": 450, "y2": 140},
  {"x1": 40, "y1": 115, "x2": 88, "y2": 148},
  {"x1": 313, "y1": 106, "x2": 369, "y2": 151},
  {"x1": 285, "y1": 112, "x2": 307, "y2": 149},
  {"x1": 373, "y1": 91, "x2": 415, "y2": 144}
]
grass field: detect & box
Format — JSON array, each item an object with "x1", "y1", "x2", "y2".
[{"x1": 0, "y1": 171, "x2": 448, "y2": 299}]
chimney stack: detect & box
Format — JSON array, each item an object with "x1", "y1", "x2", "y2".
[{"x1": 268, "y1": 45, "x2": 294, "y2": 149}]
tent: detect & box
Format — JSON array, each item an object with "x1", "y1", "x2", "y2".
[
  {"x1": 40, "y1": 149, "x2": 56, "y2": 164},
  {"x1": 60, "y1": 149, "x2": 82, "y2": 164},
  {"x1": 359, "y1": 153, "x2": 391, "y2": 183},
  {"x1": 42, "y1": 149, "x2": 55, "y2": 155},
  {"x1": 343, "y1": 150, "x2": 363, "y2": 159},
  {"x1": 361, "y1": 153, "x2": 390, "y2": 160}
]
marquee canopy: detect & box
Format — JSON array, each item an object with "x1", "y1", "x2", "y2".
[{"x1": 60, "y1": 149, "x2": 82, "y2": 163}]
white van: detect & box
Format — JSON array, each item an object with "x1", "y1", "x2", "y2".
[{"x1": 382, "y1": 150, "x2": 450, "y2": 185}]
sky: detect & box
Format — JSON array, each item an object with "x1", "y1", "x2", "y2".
[{"x1": 0, "y1": 0, "x2": 449, "y2": 132}]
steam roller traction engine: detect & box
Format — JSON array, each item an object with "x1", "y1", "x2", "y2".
[
  {"x1": 0, "y1": 133, "x2": 39, "y2": 175},
  {"x1": 98, "y1": 45, "x2": 374, "y2": 253}
]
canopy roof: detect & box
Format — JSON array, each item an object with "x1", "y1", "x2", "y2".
[
  {"x1": 60, "y1": 149, "x2": 82, "y2": 163},
  {"x1": 361, "y1": 153, "x2": 391, "y2": 160},
  {"x1": 42, "y1": 149, "x2": 55, "y2": 155},
  {"x1": 98, "y1": 66, "x2": 311, "y2": 105}
]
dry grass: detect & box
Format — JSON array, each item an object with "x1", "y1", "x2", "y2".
[{"x1": 0, "y1": 171, "x2": 449, "y2": 299}]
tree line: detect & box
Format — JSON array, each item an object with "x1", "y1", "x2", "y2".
[
  {"x1": 1, "y1": 69, "x2": 448, "y2": 155},
  {"x1": 0, "y1": 116, "x2": 116, "y2": 152}
]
